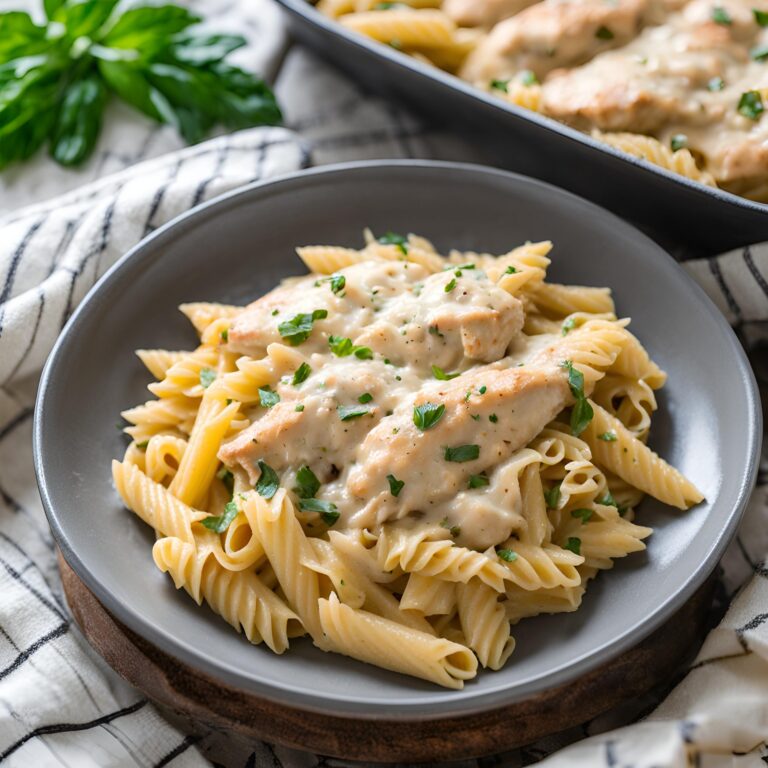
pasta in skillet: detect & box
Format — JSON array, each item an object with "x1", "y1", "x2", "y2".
[
  {"x1": 114, "y1": 231, "x2": 703, "y2": 688},
  {"x1": 317, "y1": 0, "x2": 768, "y2": 200}
]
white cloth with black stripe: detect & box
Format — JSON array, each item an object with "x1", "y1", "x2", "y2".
[{"x1": 0, "y1": 1, "x2": 766, "y2": 766}]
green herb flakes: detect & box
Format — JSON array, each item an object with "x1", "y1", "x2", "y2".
[
  {"x1": 468, "y1": 474, "x2": 490, "y2": 489},
  {"x1": 258, "y1": 386, "x2": 280, "y2": 408},
  {"x1": 571, "y1": 508, "x2": 594, "y2": 523},
  {"x1": 377, "y1": 232, "x2": 409, "y2": 255},
  {"x1": 712, "y1": 6, "x2": 732, "y2": 24},
  {"x1": 598, "y1": 430, "x2": 618, "y2": 442},
  {"x1": 199, "y1": 367, "x2": 216, "y2": 388},
  {"x1": 564, "y1": 537, "x2": 582, "y2": 555},
  {"x1": 738, "y1": 90, "x2": 764, "y2": 120},
  {"x1": 544, "y1": 483, "x2": 561, "y2": 509},
  {"x1": 292, "y1": 362, "x2": 311, "y2": 386},
  {"x1": 255, "y1": 461, "x2": 279, "y2": 499},
  {"x1": 294, "y1": 465, "x2": 320, "y2": 499},
  {"x1": 431, "y1": 365, "x2": 460, "y2": 380},
  {"x1": 444, "y1": 444, "x2": 479, "y2": 462},
  {"x1": 202, "y1": 500, "x2": 239, "y2": 533},
  {"x1": 299, "y1": 498, "x2": 339, "y2": 525},
  {"x1": 278, "y1": 309, "x2": 328, "y2": 345},
  {"x1": 413, "y1": 402, "x2": 445, "y2": 430},
  {"x1": 496, "y1": 548, "x2": 518, "y2": 562},
  {"x1": 387, "y1": 474, "x2": 405, "y2": 497}
]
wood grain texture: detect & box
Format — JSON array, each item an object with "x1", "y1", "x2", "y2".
[{"x1": 59, "y1": 552, "x2": 715, "y2": 763}]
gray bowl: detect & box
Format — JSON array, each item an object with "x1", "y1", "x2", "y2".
[{"x1": 34, "y1": 161, "x2": 761, "y2": 719}]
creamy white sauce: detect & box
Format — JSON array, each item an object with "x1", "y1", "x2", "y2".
[{"x1": 220, "y1": 260, "x2": 572, "y2": 550}]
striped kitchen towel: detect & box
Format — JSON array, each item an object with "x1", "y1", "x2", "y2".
[{"x1": 0, "y1": 1, "x2": 766, "y2": 767}]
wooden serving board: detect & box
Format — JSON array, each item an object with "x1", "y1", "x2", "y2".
[{"x1": 59, "y1": 553, "x2": 715, "y2": 763}]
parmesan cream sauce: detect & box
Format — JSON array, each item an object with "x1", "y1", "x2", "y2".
[{"x1": 220, "y1": 260, "x2": 573, "y2": 550}]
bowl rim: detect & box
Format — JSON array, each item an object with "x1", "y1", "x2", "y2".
[
  {"x1": 275, "y1": 0, "x2": 768, "y2": 215},
  {"x1": 34, "y1": 159, "x2": 763, "y2": 719}
]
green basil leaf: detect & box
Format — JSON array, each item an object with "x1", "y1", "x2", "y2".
[
  {"x1": 338, "y1": 405, "x2": 371, "y2": 421},
  {"x1": 54, "y1": 0, "x2": 120, "y2": 39},
  {"x1": 564, "y1": 537, "x2": 582, "y2": 555},
  {"x1": 216, "y1": 466, "x2": 234, "y2": 495},
  {"x1": 377, "y1": 231, "x2": 409, "y2": 255},
  {"x1": 571, "y1": 397, "x2": 594, "y2": 437},
  {"x1": 294, "y1": 466, "x2": 320, "y2": 499},
  {"x1": 544, "y1": 483, "x2": 561, "y2": 509},
  {"x1": 278, "y1": 309, "x2": 327, "y2": 345},
  {"x1": 201, "y1": 499, "x2": 239, "y2": 533},
  {"x1": 444, "y1": 444, "x2": 479, "y2": 462},
  {"x1": 0, "y1": 12, "x2": 50, "y2": 58},
  {"x1": 258, "y1": 387, "x2": 280, "y2": 408},
  {"x1": 292, "y1": 362, "x2": 311, "y2": 386},
  {"x1": 413, "y1": 402, "x2": 445, "y2": 430},
  {"x1": 50, "y1": 76, "x2": 107, "y2": 166},
  {"x1": 168, "y1": 33, "x2": 247, "y2": 67},
  {"x1": 101, "y1": 5, "x2": 201, "y2": 52},
  {"x1": 387, "y1": 474, "x2": 405, "y2": 497},
  {"x1": 298, "y1": 498, "x2": 339, "y2": 526},
  {"x1": 255, "y1": 461, "x2": 279, "y2": 499}
]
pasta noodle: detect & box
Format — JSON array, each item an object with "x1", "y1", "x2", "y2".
[{"x1": 113, "y1": 231, "x2": 702, "y2": 687}]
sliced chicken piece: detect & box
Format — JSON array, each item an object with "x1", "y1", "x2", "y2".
[
  {"x1": 345, "y1": 365, "x2": 570, "y2": 529},
  {"x1": 461, "y1": 0, "x2": 675, "y2": 84},
  {"x1": 228, "y1": 261, "x2": 429, "y2": 357},
  {"x1": 354, "y1": 266, "x2": 524, "y2": 372}
]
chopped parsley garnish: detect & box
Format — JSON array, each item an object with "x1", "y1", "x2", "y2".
[
  {"x1": 561, "y1": 317, "x2": 577, "y2": 335},
  {"x1": 561, "y1": 360, "x2": 594, "y2": 436},
  {"x1": 202, "y1": 500, "x2": 239, "y2": 533},
  {"x1": 299, "y1": 498, "x2": 339, "y2": 526},
  {"x1": 444, "y1": 278, "x2": 457, "y2": 293},
  {"x1": 271, "y1": 309, "x2": 279, "y2": 316},
  {"x1": 292, "y1": 362, "x2": 312, "y2": 385},
  {"x1": 413, "y1": 402, "x2": 445, "y2": 430},
  {"x1": 440, "y1": 517, "x2": 461, "y2": 537},
  {"x1": 199, "y1": 367, "x2": 216, "y2": 388},
  {"x1": 471, "y1": 414, "x2": 480, "y2": 421},
  {"x1": 489, "y1": 413, "x2": 498, "y2": 423},
  {"x1": 216, "y1": 466, "x2": 234, "y2": 495},
  {"x1": 135, "y1": 440, "x2": 149, "y2": 450},
  {"x1": 544, "y1": 483, "x2": 561, "y2": 509},
  {"x1": 338, "y1": 405, "x2": 372, "y2": 421},
  {"x1": 278, "y1": 309, "x2": 328, "y2": 345},
  {"x1": 505, "y1": 265, "x2": 518, "y2": 274},
  {"x1": 468, "y1": 473, "x2": 489, "y2": 489},
  {"x1": 598, "y1": 430, "x2": 618, "y2": 442},
  {"x1": 294, "y1": 465, "x2": 320, "y2": 499},
  {"x1": 428, "y1": 325, "x2": 443, "y2": 337},
  {"x1": 258, "y1": 386, "x2": 280, "y2": 408},
  {"x1": 387, "y1": 474, "x2": 405, "y2": 497},
  {"x1": 707, "y1": 76, "x2": 725, "y2": 91},
  {"x1": 595, "y1": 25, "x2": 614, "y2": 39},
  {"x1": 444, "y1": 444, "x2": 479, "y2": 462},
  {"x1": 738, "y1": 90, "x2": 764, "y2": 120},
  {"x1": 670, "y1": 134, "x2": 688, "y2": 152},
  {"x1": 564, "y1": 537, "x2": 582, "y2": 555},
  {"x1": 377, "y1": 232, "x2": 409, "y2": 255},
  {"x1": 490, "y1": 78, "x2": 510, "y2": 92},
  {"x1": 712, "y1": 5, "x2": 732, "y2": 24},
  {"x1": 255, "y1": 461, "x2": 279, "y2": 499},
  {"x1": 598, "y1": 491, "x2": 618, "y2": 507},
  {"x1": 754, "y1": 8, "x2": 768, "y2": 25},
  {"x1": 496, "y1": 548, "x2": 518, "y2": 562},
  {"x1": 358, "y1": 392, "x2": 373, "y2": 404},
  {"x1": 220, "y1": 329, "x2": 229, "y2": 342},
  {"x1": 571, "y1": 508, "x2": 594, "y2": 523},
  {"x1": 751, "y1": 43, "x2": 768, "y2": 60},
  {"x1": 315, "y1": 274, "x2": 346, "y2": 294},
  {"x1": 431, "y1": 365, "x2": 460, "y2": 380},
  {"x1": 454, "y1": 263, "x2": 476, "y2": 270},
  {"x1": 295, "y1": 404, "x2": 305, "y2": 412},
  {"x1": 328, "y1": 335, "x2": 373, "y2": 359},
  {"x1": 479, "y1": 385, "x2": 487, "y2": 394},
  {"x1": 520, "y1": 69, "x2": 538, "y2": 86}
]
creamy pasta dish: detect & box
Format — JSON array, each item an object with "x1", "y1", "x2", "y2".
[
  {"x1": 318, "y1": 0, "x2": 768, "y2": 200},
  {"x1": 114, "y1": 232, "x2": 702, "y2": 688}
]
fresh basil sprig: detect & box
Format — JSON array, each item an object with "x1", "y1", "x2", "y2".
[{"x1": 0, "y1": 1, "x2": 281, "y2": 170}]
